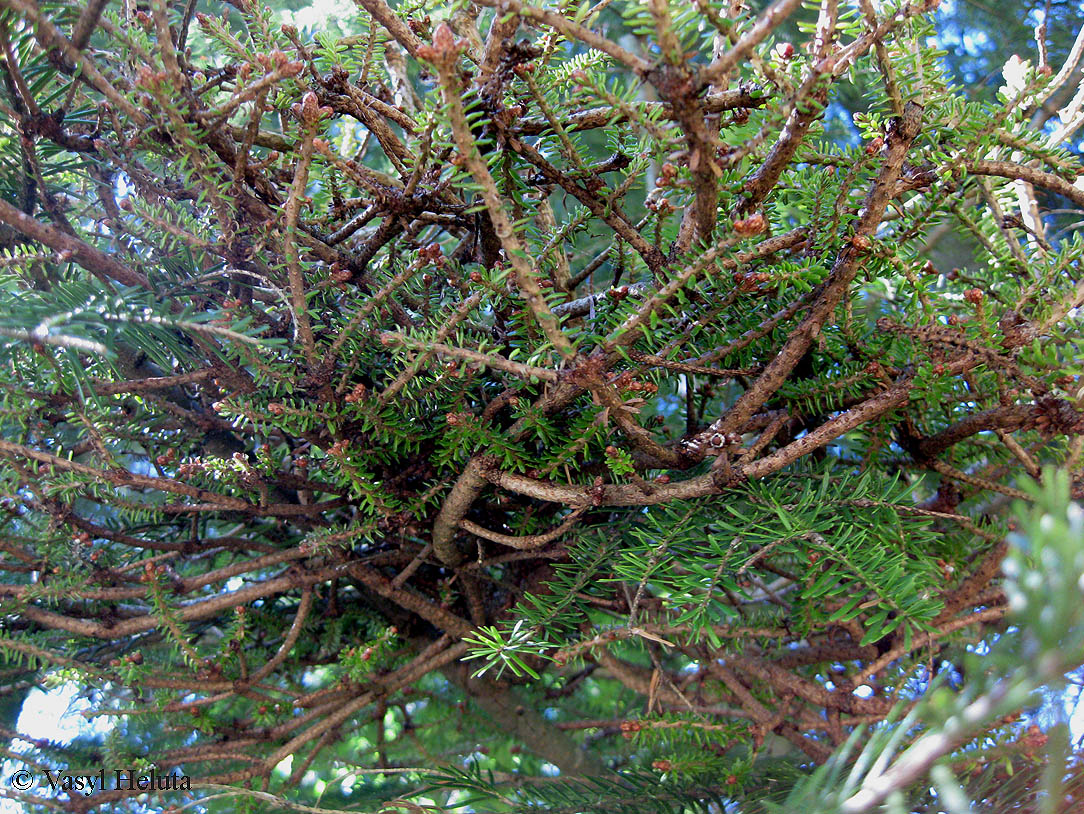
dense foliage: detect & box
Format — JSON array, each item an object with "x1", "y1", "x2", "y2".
[{"x1": 0, "y1": 0, "x2": 1083, "y2": 810}]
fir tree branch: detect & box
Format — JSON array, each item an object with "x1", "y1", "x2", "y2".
[
  {"x1": 459, "y1": 507, "x2": 585, "y2": 550},
  {"x1": 701, "y1": 0, "x2": 805, "y2": 85},
  {"x1": 433, "y1": 30, "x2": 575, "y2": 362},
  {"x1": 378, "y1": 331, "x2": 559, "y2": 383},
  {"x1": 964, "y1": 158, "x2": 1084, "y2": 209},
  {"x1": 473, "y1": 0, "x2": 652, "y2": 75},
  {"x1": 718, "y1": 102, "x2": 923, "y2": 435},
  {"x1": 0, "y1": 198, "x2": 150, "y2": 289}
]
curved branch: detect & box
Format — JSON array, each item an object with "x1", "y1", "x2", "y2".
[
  {"x1": 964, "y1": 158, "x2": 1084, "y2": 209},
  {"x1": 249, "y1": 589, "x2": 314, "y2": 682},
  {"x1": 915, "y1": 404, "x2": 1036, "y2": 458},
  {"x1": 459, "y1": 507, "x2": 586, "y2": 550}
]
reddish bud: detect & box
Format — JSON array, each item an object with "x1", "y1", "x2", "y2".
[
  {"x1": 292, "y1": 91, "x2": 333, "y2": 126},
  {"x1": 429, "y1": 22, "x2": 461, "y2": 63},
  {"x1": 733, "y1": 213, "x2": 767, "y2": 236},
  {"x1": 774, "y1": 42, "x2": 795, "y2": 60}
]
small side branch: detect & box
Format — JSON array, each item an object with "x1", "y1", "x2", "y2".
[
  {"x1": 964, "y1": 158, "x2": 1084, "y2": 209},
  {"x1": 460, "y1": 508, "x2": 586, "y2": 550}
]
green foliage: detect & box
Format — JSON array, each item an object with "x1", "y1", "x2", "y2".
[{"x1": 778, "y1": 469, "x2": 1084, "y2": 814}]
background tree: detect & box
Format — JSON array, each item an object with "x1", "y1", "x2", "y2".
[{"x1": 0, "y1": 0, "x2": 1082, "y2": 811}]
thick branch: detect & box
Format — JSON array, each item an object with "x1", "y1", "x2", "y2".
[
  {"x1": 717, "y1": 102, "x2": 923, "y2": 435},
  {"x1": 964, "y1": 158, "x2": 1084, "y2": 209},
  {"x1": 0, "y1": 198, "x2": 150, "y2": 289},
  {"x1": 445, "y1": 661, "x2": 609, "y2": 776}
]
